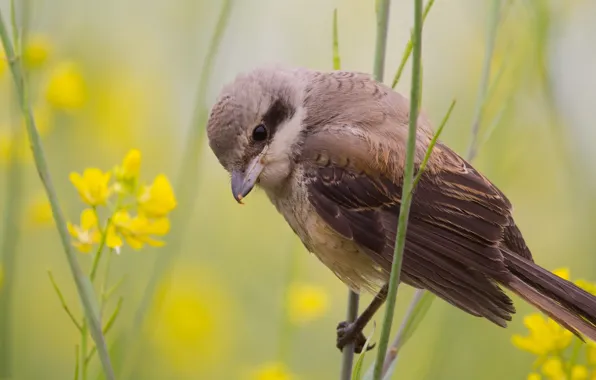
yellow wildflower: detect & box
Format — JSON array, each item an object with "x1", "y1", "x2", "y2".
[
  {"x1": 23, "y1": 34, "x2": 52, "y2": 69},
  {"x1": 575, "y1": 279, "x2": 596, "y2": 296},
  {"x1": 571, "y1": 365, "x2": 589, "y2": 380},
  {"x1": 0, "y1": 56, "x2": 6, "y2": 77},
  {"x1": 587, "y1": 341, "x2": 596, "y2": 366},
  {"x1": 553, "y1": 268, "x2": 570, "y2": 280},
  {"x1": 113, "y1": 149, "x2": 141, "y2": 194},
  {"x1": 69, "y1": 168, "x2": 112, "y2": 206},
  {"x1": 528, "y1": 374, "x2": 542, "y2": 380},
  {"x1": 512, "y1": 313, "x2": 573, "y2": 356},
  {"x1": 45, "y1": 61, "x2": 87, "y2": 111},
  {"x1": 110, "y1": 211, "x2": 169, "y2": 250},
  {"x1": 138, "y1": 174, "x2": 177, "y2": 218},
  {"x1": 67, "y1": 209, "x2": 100, "y2": 253},
  {"x1": 286, "y1": 283, "x2": 329, "y2": 324},
  {"x1": 250, "y1": 362, "x2": 294, "y2": 380},
  {"x1": 541, "y1": 357, "x2": 565, "y2": 379},
  {"x1": 151, "y1": 269, "x2": 233, "y2": 374}
]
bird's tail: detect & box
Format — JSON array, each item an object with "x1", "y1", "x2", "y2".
[{"x1": 503, "y1": 250, "x2": 596, "y2": 342}]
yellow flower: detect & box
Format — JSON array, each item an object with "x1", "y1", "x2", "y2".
[
  {"x1": 250, "y1": 362, "x2": 294, "y2": 380},
  {"x1": 69, "y1": 168, "x2": 112, "y2": 206},
  {"x1": 113, "y1": 149, "x2": 141, "y2": 194},
  {"x1": 110, "y1": 211, "x2": 169, "y2": 250},
  {"x1": 541, "y1": 357, "x2": 565, "y2": 380},
  {"x1": 67, "y1": 209, "x2": 100, "y2": 253},
  {"x1": 151, "y1": 268, "x2": 233, "y2": 374},
  {"x1": 575, "y1": 279, "x2": 596, "y2": 296},
  {"x1": 586, "y1": 341, "x2": 596, "y2": 366},
  {"x1": 138, "y1": 174, "x2": 177, "y2": 218},
  {"x1": 286, "y1": 283, "x2": 329, "y2": 324},
  {"x1": 571, "y1": 365, "x2": 589, "y2": 380},
  {"x1": 0, "y1": 56, "x2": 6, "y2": 77},
  {"x1": 23, "y1": 34, "x2": 52, "y2": 69},
  {"x1": 553, "y1": 268, "x2": 570, "y2": 280},
  {"x1": 512, "y1": 313, "x2": 573, "y2": 356},
  {"x1": 528, "y1": 374, "x2": 542, "y2": 380},
  {"x1": 45, "y1": 61, "x2": 87, "y2": 111}
]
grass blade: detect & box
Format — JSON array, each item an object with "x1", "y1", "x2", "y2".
[{"x1": 352, "y1": 323, "x2": 376, "y2": 380}]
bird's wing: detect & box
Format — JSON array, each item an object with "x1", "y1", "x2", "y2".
[{"x1": 301, "y1": 129, "x2": 518, "y2": 325}]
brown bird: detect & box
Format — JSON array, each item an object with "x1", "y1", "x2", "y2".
[{"x1": 206, "y1": 66, "x2": 596, "y2": 353}]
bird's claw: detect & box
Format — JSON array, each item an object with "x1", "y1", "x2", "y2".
[{"x1": 336, "y1": 321, "x2": 375, "y2": 353}]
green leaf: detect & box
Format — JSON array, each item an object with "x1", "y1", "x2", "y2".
[{"x1": 352, "y1": 323, "x2": 377, "y2": 380}]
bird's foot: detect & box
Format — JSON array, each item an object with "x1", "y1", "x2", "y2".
[{"x1": 336, "y1": 321, "x2": 375, "y2": 353}]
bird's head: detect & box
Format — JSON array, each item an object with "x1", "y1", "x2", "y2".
[{"x1": 207, "y1": 67, "x2": 308, "y2": 203}]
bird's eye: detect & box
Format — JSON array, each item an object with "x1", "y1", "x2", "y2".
[{"x1": 252, "y1": 124, "x2": 268, "y2": 142}]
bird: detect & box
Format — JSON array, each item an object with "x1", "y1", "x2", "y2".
[{"x1": 206, "y1": 65, "x2": 596, "y2": 353}]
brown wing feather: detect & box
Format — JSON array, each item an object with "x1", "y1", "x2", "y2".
[{"x1": 302, "y1": 134, "x2": 519, "y2": 325}]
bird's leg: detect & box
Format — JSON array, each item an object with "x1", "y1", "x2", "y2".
[{"x1": 336, "y1": 285, "x2": 388, "y2": 353}]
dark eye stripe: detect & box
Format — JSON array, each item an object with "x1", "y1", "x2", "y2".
[{"x1": 262, "y1": 98, "x2": 296, "y2": 139}]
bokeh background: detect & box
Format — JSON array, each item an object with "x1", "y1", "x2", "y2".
[{"x1": 1, "y1": 0, "x2": 596, "y2": 379}]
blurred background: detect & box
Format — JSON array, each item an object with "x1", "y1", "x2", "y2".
[{"x1": 1, "y1": 0, "x2": 596, "y2": 379}]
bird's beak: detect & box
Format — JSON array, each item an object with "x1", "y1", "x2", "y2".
[{"x1": 231, "y1": 153, "x2": 265, "y2": 204}]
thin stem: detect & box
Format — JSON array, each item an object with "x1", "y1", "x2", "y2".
[
  {"x1": 122, "y1": 2, "x2": 234, "y2": 378},
  {"x1": 372, "y1": 0, "x2": 391, "y2": 82},
  {"x1": 340, "y1": 290, "x2": 360, "y2": 380},
  {"x1": 0, "y1": 73, "x2": 24, "y2": 380},
  {"x1": 90, "y1": 209, "x2": 111, "y2": 282},
  {"x1": 0, "y1": 8, "x2": 114, "y2": 380},
  {"x1": 74, "y1": 345, "x2": 80, "y2": 380},
  {"x1": 100, "y1": 249, "x2": 113, "y2": 316},
  {"x1": 372, "y1": 0, "x2": 423, "y2": 378},
  {"x1": 390, "y1": 0, "x2": 435, "y2": 89},
  {"x1": 48, "y1": 270, "x2": 83, "y2": 332},
  {"x1": 332, "y1": 9, "x2": 341, "y2": 71},
  {"x1": 383, "y1": 1, "x2": 507, "y2": 374},
  {"x1": 466, "y1": 0, "x2": 502, "y2": 162},
  {"x1": 412, "y1": 99, "x2": 456, "y2": 189},
  {"x1": 333, "y1": 6, "x2": 362, "y2": 379}
]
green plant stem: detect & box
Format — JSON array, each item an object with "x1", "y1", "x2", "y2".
[
  {"x1": 390, "y1": 0, "x2": 435, "y2": 89},
  {"x1": 332, "y1": 7, "x2": 362, "y2": 379},
  {"x1": 385, "y1": 2, "x2": 506, "y2": 375},
  {"x1": 0, "y1": 123, "x2": 24, "y2": 380},
  {"x1": 332, "y1": 9, "x2": 341, "y2": 71},
  {"x1": 372, "y1": 0, "x2": 423, "y2": 378},
  {"x1": 0, "y1": 8, "x2": 114, "y2": 380},
  {"x1": 121, "y1": 2, "x2": 234, "y2": 378},
  {"x1": 340, "y1": 290, "x2": 360, "y2": 380},
  {"x1": 372, "y1": 0, "x2": 391, "y2": 83},
  {"x1": 466, "y1": 0, "x2": 502, "y2": 162}
]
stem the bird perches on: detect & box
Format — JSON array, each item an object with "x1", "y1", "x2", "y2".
[
  {"x1": 0, "y1": 5, "x2": 115, "y2": 380},
  {"x1": 372, "y1": 0, "x2": 423, "y2": 378},
  {"x1": 332, "y1": 8, "x2": 362, "y2": 380}
]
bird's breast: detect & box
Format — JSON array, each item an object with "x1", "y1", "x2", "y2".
[{"x1": 265, "y1": 173, "x2": 388, "y2": 294}]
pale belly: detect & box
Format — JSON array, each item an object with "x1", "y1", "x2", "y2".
[{"x1": 267, "y1": 184, "x2": 388, "y2": 294}]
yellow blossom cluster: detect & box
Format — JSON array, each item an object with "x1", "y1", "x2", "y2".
[
  {"x1": 250, "y1": 362, "x2": 295, "y2": 380},
  {"x1": 512, "y1": 268, "x2": 596, "y2": 380},
  {"x1": 286, "y1": 283, "x2": 329, "y2": 324},
  {"x1": 1, "y1": 34, "x2": 87, "y2": 165},
  {"x1": 67, "y1": 149, "x2": 176, "y2": 254}
]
